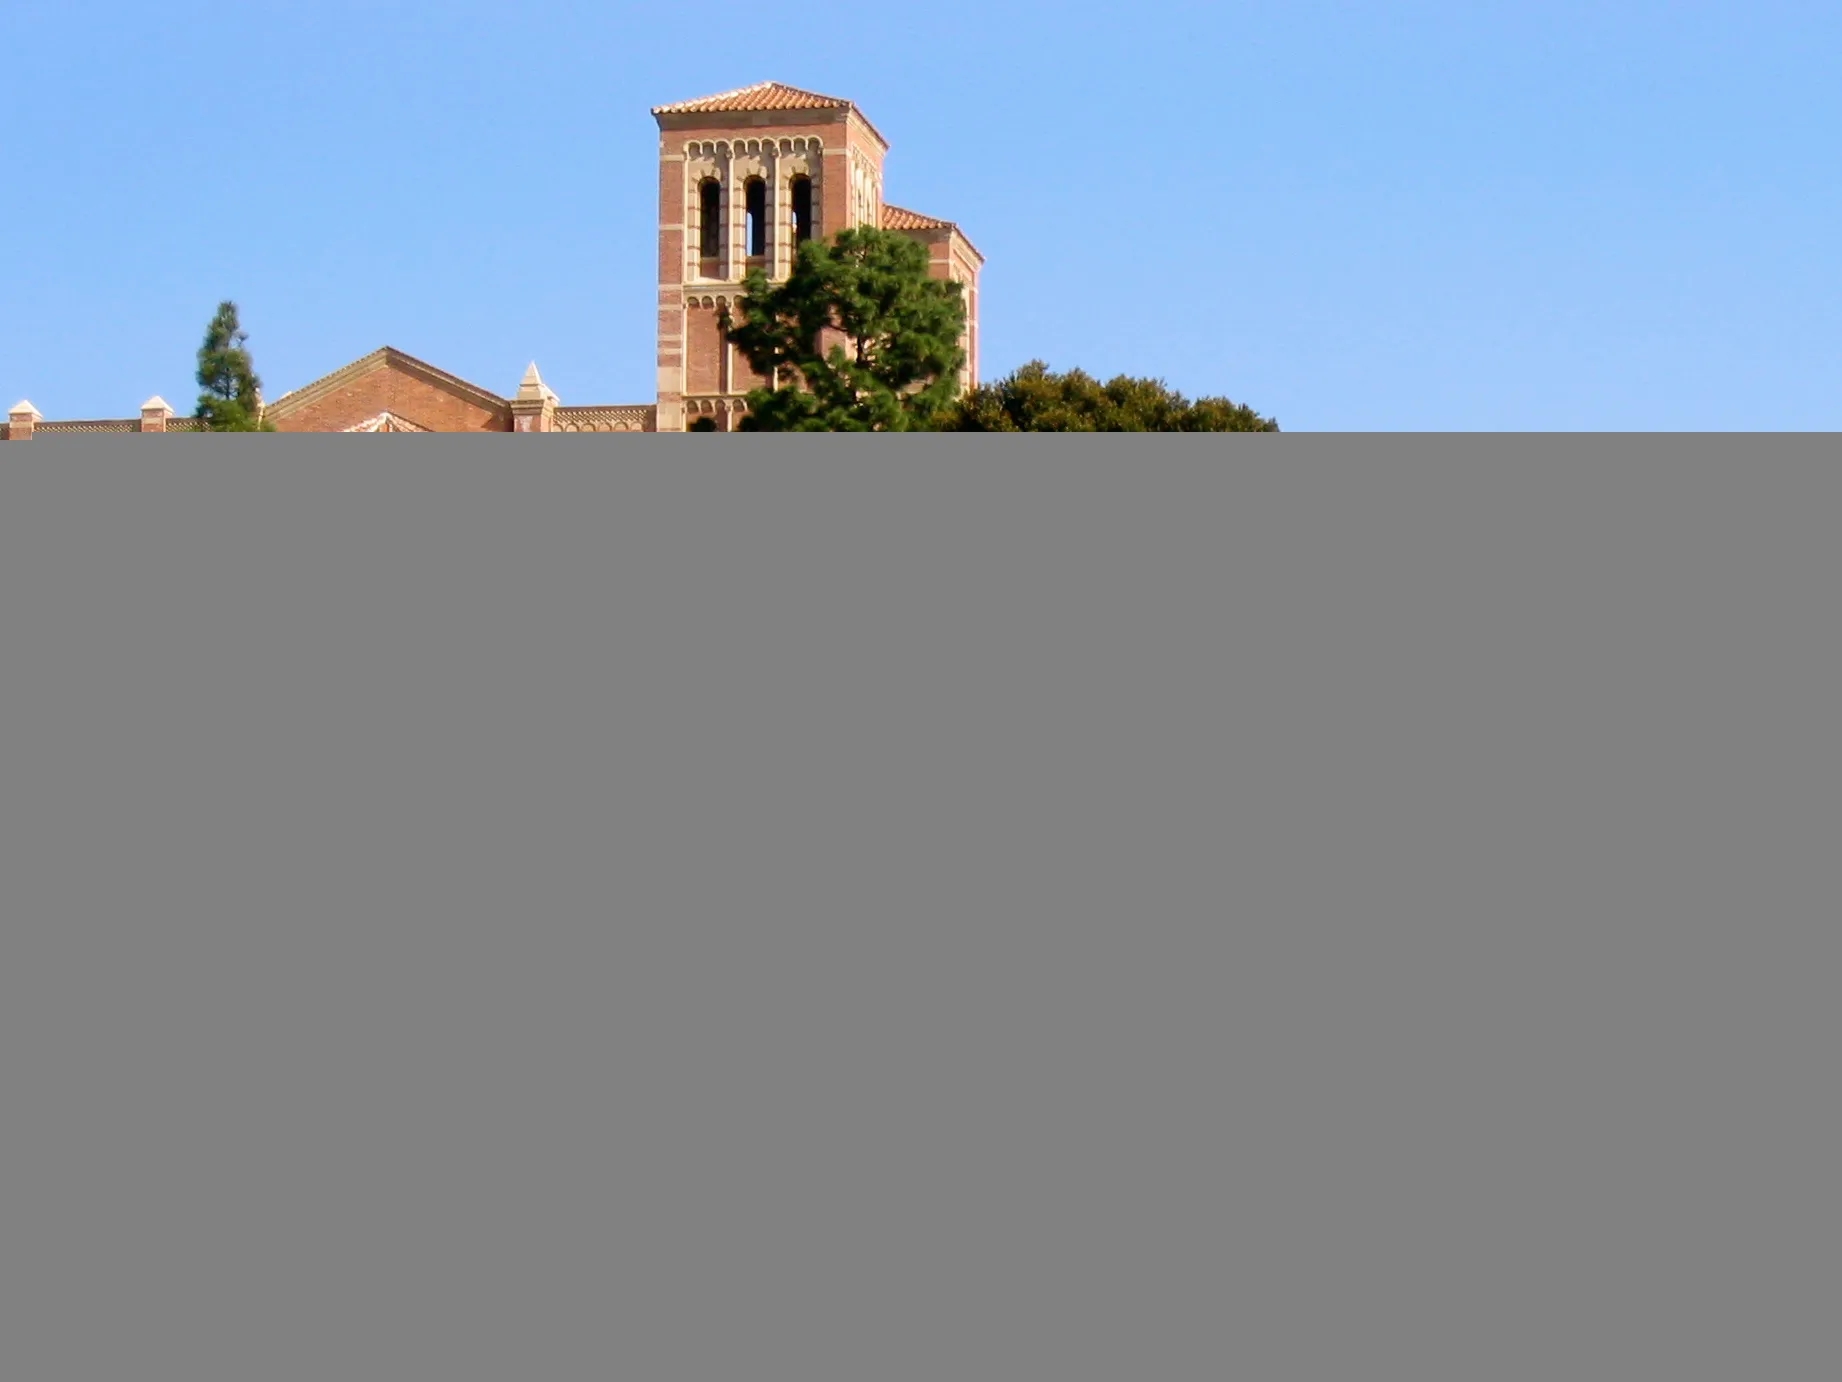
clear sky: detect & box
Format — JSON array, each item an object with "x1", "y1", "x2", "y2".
[{"x1": 4, "y1": 1, "x2": 1837, "y2": 429}]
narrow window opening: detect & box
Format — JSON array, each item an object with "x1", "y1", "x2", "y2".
[
  {"x1": 791, "y1": 176, "x2": 813, "y2": 245},
  {"x1": 699, "y1": 180, "x2": 721, "y2": 260},
  {"x1": 745, "y1": 178, "x2": 767, "y2": 258}
]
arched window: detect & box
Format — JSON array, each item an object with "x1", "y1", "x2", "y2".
[
  {"x1": 699, "y1": 179, "x2": 721, "y2": 260},
  {"x1": 790, "y1": 176, "x2": 812, "y2": 245},
  {"x1": 745, "y1": 177, "x2": 767, "y2": 258}
]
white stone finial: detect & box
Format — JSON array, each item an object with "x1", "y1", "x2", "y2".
[
  {"x1": 516, "y1": 362, "x2": 558, "y2": 406},
  {"x1": 141, "y1": 395, "x2": 174, "y2": 414},
  {"x1": 9, "y1": 399, "x2": 41, "y2": 420}
]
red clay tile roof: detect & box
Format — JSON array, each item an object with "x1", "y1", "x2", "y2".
[
  {"x1": 881, "y1": 204, "x2": 953, "y2": 231},
  {"x1": 882, "y1": 204, "x2": 984, "y2": 262},
  {"x1": 652, "y1": 81, "x2": 854, "y2": 116}
]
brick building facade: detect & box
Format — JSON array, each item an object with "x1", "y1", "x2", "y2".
[
  {"x1": 5, "y1": 83, "x2": 980, "y2": 440},
  {"x1": 654, "y1": 82, "x2": 981, "y2": 432}
]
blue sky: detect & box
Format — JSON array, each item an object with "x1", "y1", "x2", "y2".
[{"x1": 4, "y1": 1, "x2": 1837, "y2": 429}]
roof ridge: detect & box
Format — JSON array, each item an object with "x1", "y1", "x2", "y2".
[{"x1": 756, "y1": 80, "x2": 849, "y2": 104}]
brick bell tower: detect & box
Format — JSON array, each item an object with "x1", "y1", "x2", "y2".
[{"x1": 652, "y1": 81, "x2": 982, "y2": 432}]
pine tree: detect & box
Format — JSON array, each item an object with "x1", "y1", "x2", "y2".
[
  {"x1": 195, "y1": 301, "x2": 276, "y2": 432},
  {"x1": 726, "y1": 227, "x2": 967, "y2": 431},
  {"x1": 935, "y1": 361, "x2": 1278, "y2": 432}
]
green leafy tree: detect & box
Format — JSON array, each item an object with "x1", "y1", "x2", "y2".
[
  {"x1": 936, "y1": 360, "x2": 1279, "y2": 432},
  {"x1": 726, "y1": 227, "x2": 967, "y2": 431},
  {"x1": 195, "y1": 301, "x2": 276, "y2": 432}
]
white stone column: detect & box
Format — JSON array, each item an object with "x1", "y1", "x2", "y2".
[
  {"x1": 769, "y1": 148, "x2": 789, "y2": 281},
  {"x1": 728, "y1": 159, "x2": 745, "y2": 282}
]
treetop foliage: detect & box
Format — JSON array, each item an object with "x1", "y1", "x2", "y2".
[
  {"x1": 726, "y1": 227, "x2": 967, "y2": 431},
  {"x1": 935, "y1": 361, "x2": 1279, "y2": 432},
  {"x1": 195, "y1": 301, "x2": 276, "y2": 432}
]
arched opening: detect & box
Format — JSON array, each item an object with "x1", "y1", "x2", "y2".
[
  {"x1": 699, "y1": 179, "x2": 722, "y2": 261},
  {"x1": 745, "y1": 177, "x2": 767, "y2": 259},
  {"x1": 790, "y1": 176, "x2": 813, "y2": 246}
]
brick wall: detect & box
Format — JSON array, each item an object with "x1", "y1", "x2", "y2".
[
  {"x1": 275, "y1": 365, "x2": 510, "y2": 433},
  {"x1": 656, "y1": 99, "x2": 907, "y2": 428},
  {"x1": 685, "y1": 306, "x2": 724, "y2": 395}
]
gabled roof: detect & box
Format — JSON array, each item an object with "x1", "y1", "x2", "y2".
[
  {"x1": 263, "y1": 346, "x2": 508, "y2": 423},
  {"x1": 882, "y1": 204, "x2": 984, "y2": 263},
  {"x1": 652, "y1": 80, "x2": 888, "y2": 148}
]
